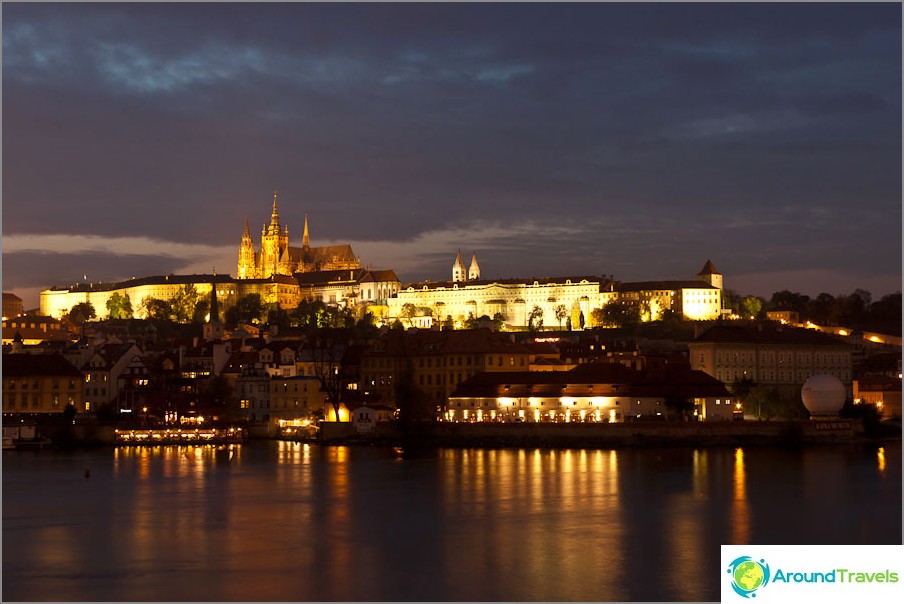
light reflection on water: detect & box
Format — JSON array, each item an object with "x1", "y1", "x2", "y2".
[{"x1": 3, "y1": 441, "x2": 900, "y2": 602}]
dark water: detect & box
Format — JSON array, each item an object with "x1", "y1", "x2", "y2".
[{"x1": 2, "y1": 441, "x2": 900, "y2": 602}]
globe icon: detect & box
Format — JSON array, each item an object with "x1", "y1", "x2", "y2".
[{"x1": 733, "y1": 560, "x2": 765, "y2": 593}]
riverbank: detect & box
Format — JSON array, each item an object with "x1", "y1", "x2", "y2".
[
  {"x1": 8, "y1": 417, "x2": 900, "y2": 450},
  {"x1": 318, "y1": 418, "x2": 903, "y2": 449}
]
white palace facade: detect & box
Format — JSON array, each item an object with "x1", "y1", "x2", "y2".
[{"x1": 387, "y1": 256, "x2": 725, "y2": 329}]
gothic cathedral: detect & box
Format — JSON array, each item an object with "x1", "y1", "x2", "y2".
[{"x1": 237, "y1": 192, "x2": 361, "y2": 279}]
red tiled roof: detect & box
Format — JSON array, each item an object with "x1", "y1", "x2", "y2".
[{"x1": 697, "y1": 259, "x2": 720, "y2": 275}]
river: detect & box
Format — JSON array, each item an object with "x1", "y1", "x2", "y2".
[{"x1": 2, "y1": 441, "x2": 900, "y2": 601}]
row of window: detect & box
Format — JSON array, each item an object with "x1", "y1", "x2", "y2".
[
  {"x1": 715, "y1": 369, "x2": 851, "y2": 383},
  {"x1": 4, "y1": 394, "x2": 73, "y2": 408},
  {"x1": 714, "y1": 351, "x2": 849, "y2": 366},
  {"x1": 6, "y1": 380, "x2": 80, "y2": 390}
]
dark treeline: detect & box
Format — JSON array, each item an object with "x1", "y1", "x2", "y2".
[{"x1": 723, "y1": 289, "x2": 902, "y2": 334}]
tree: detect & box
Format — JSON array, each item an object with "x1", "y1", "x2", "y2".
[
  {"x1": 722, "y1": 289, "x2": 743, "y2": 315},
  {"x1": 106, "y1": 293, "x2": 133, "y2": 319},
  {"x1": 138, "y1": 296, "x2": 173, "y2": 321},
  {"x1": 599, "y1": 300, "x2": 640, "y2": 328},
  {"x1": 729, "y1": 377, "x2": 757, "y2": 405},
  {"x1": 528, "y1": 305, "x2": 544, "y2": 331},
  {"x1": 554, "y1": 304, "x2": 568, "y2": 329},
  {"x1": 492, "y1": 312, "x2": 506, "y2": 332},
  {"x1": 395, "y1": 360, "x2": 435, "y2": 426},
  {"x1": 664, "y1": 394, "x2": 694, "y2": 421},
  {"x1": 463, "y1": 313, "x2": 479, "y2": 330},
  {"x1": 192, "y1": 299, "x2": 210, "y2": 324},
  {"x1": 399, "y1": 303, "x2": 417, "y2": 328},
  {"x1": 225, "y1": 293, "x2": 266, "y2": 324},
  {"x1": 442, "y1": 315, "x2": 455, "y2": 330},
  {"x1": 170, "y1": 284, "x2": 200, "y2": 323},
  {"x1": 740, "y1": 296, "x2": 763, "y2": 320},
  {"x1": 66, "y1": 302, "x2": 96, "y2": 324},
  {"x1": 590, "y1": 307, "x2": 606, "y2": 328},
  {"x1": 306, "y1": 338, "x2": 347, "y2": 423}
]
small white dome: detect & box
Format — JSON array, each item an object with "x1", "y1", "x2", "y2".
[{"x1": 801, "y1": 374, "x2": 846, "y2": 416}]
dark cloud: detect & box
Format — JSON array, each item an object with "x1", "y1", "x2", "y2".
[
  {"x1": 2, "y1": 251, "x2": 187, "y2": 290},
  {"x1": 2, "y1": 2, "x2": 901, "y2": 304}
]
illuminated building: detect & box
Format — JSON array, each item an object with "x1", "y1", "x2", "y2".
[
  {"x1": 854, "y1": 376, "x2": 902, "y2": 420},
  {"x1": 387, "y1": 256, "x2": 724, "y2": 329},
  {"x1": 689, "y1": 323, "x2": 853, "y2": 400},
  {"x1": 2, "y1": 353, "x2": 85, "y2": 415},
  {"x1": 447, "y1": 361, "x2": 736, "y2": 422},
  {"x1": 269, "y1": 375, "x2": 324, "y2": 424},
  {"x1": 81, "y1": 343, "x2": 144, "y2": 414},
  {"x1": 40, "y1": 274, "x2": 242, "y2": 320},
  {"x1": 236, "y1": 192, "x2": 361, "y2": 279},
  {"x1": 609, "y1": 260, "x2": 724, "y2": 321},
  {"x1": 2, "y1": 293, "x2": 24, "y2": 320},
  {"x1": 2, "y1": 315, "x2": 70, "y2": 346},
  {"x1": 296, "y1": 269, "x2": 401, "y2": 307}
]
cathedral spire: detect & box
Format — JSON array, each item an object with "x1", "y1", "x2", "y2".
[
  {"x1": 270, "y1": 190, "x2": 280, "y2": 228},
  {"x1": 242, "y1": 217, "x2": 251, "y2": 240},
  {"x1": 203, "y1": 271, "x2": 224, "y2": 342},
  {"x1": 453, "y1": 249, "x2": 466, "y2": 282},
  {"x1": 469, "y1": 251, "x2": 480, "y2": 281},
  {"x1": 209, "y1": 271, "x2": 220, "y2": 324},
  {"x1": 303, "y1": 213, "x2": 310, "y2": 249}
]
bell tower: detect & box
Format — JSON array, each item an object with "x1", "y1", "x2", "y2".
[
  {"x1": 237, "y1": 217, "x2": 257, "y2": 279},
  {"x1": 452, "y1": 250, "x2": 466, "y2": 282}
]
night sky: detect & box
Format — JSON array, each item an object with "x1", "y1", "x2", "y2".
[{"x1": 2, "y1": 3, "x2": 901, "y2": 309}]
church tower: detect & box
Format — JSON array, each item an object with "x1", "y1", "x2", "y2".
[
  {"x1": 452, "y1": 250, "x2": 466, "y2": 282},
  {"x1": 302, "y1": 213, "x2": 310, "y2": 251},
  {"x1": 697, "y1": 259, "x2": 723, "y2": 290},
  {"x1": 237, "y1": 218, "x2": 257, "y2": 279},
  {"x1": 203, "y1": 274, "x2": 224, "y2": 342},
  {"x1": 259, "y1": 191, "x2": 291, "y2": 278},
  {"x1": 468, "y1": 252, "x2": 480, "y2": 281}
]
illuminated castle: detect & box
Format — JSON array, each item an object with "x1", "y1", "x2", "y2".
[{"x1": 237, "y1": 192, "x2": 361, "y2": 279}]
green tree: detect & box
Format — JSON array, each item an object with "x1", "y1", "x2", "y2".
[
  {"x1": 528, "y1": 305, "x2": 544, "y2": 331},
  {"x1": 106, "y1": 292, "x2": 133, "y2": 319},
  {"x1": 170, "y1": 284, "x2": 200, "y2": 323},
  {"x1": 554, "y1": 304, "x2": 568, "y2": 329},
  {"x1": 138, "y1": 296, "x2": 173, "y2": 320},
  {"x1": 740, "y1": 296, "x2": 763, "y2": 320}
]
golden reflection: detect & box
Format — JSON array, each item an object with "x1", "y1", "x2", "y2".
[
  {"x1": 326, "y1": 446, "x2": 352, "y2": 591},
  {"x1": 731, "y1": 447, "x2": 751, "y2": 544},
  {"x1": 692, "y1": 449, "x2": 708, "y2": 498},
  {"x1": 666, "y1": 493, "x2": 705, "y2": 602},
  {"x1": 441, "y1": 447, "x2": 626, "y2": 600},
  {"x1": 877, "y1": 447, "x2": 886, "y2": 473}
]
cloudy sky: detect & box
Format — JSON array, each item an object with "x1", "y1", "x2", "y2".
[{"x1": 3, "y1": 2, "x2": 901, "y2": 309}]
